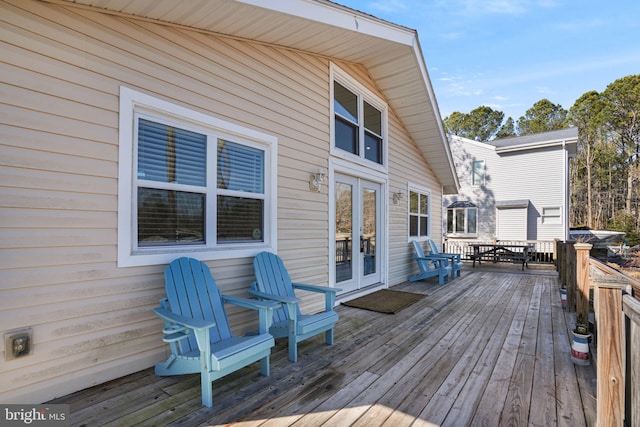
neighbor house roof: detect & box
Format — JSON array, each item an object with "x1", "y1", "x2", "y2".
[
  {"x1": 489, "y1": 128, "x2": 578, "y2": 155},
  {"x1": 59, "y1": 0, "x2": 459, "y2": 194}
]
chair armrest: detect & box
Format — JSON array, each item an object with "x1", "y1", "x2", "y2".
[
  {"x1": 154, "y1": 307, "x2": 215, "y2": 355},
  {"x1": 248, "y1": 288, "x2": 301, "y2": 304},
  {"x1": 222, "y1": 295, "x2": 280, "y2": 334},
  {"x1": 440, "y1": 252, "x2": 462, "y2": 262},
  {"x1": 154, "y1": 307, "x2": 216, "y2": 331},
  {"x1": 292, "y1": 283, "x2": 342, "y2": 294},
  {"x1": 222, "y1": 295, "x2": 280, "y2": 311},
  {"x1": 292, "y1": 283, "x2": 342, "y2": 313},
  {"x1": 417, "y1": 255, "x2": 450, "y2": 267}
]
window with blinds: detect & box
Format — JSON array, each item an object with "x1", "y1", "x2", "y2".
[
  {"x1": 118, "y1": 87, "x2": 277, "y2": 266},
  {"x1": 217, "y1": 140, "x2": 264, "y2": 243},
  {"x1": 134, "y1": 118, "x2": 266, "y2": 248}
]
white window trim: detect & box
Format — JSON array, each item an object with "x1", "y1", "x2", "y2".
[
  {"x1": 407, "y1": 182, "x2": 432, "y2": 242},
  {"x1": 447, "y1": 207, "x2": 479, "y2": 237},
  {"x1": 117, "y1": 86, "x2": 278, "y2": 267},
  {"x1": 472, "y1": 159, "x2": 485, "y2": 186},
  {"x1": 329, "y1": 63, "x2": 388, "y2": 174},
  {"x1": 541, "y1": 206, "x2": 562, "y2": 225}
]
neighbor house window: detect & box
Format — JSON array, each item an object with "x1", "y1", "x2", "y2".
[
  {"x1": 409, "y1": 188, "x2": 431, "y2": 239},
  {"x1": 332, "y1": 64, "x2": 387, "y2": 167},
  {"x1": 118, "y1": 87, "x2": 277, "y2": 267},
  {"x1": 542, "y1": 207, "x2": 562, "y2": 224},
  {"x1": 472, "y1": 160, "x2": 485, "y2": 186},
  {"x1": 447, "y1": 201, "x2": 478, "y2": 236}
]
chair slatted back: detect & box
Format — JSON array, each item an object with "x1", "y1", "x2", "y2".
[
  {"x1": 164, "y1": 257, "x2": 232, "y2": 352},
  {"x1": 427, "y1": 239, "x2": 440, "y2": 256},
  {"x1": 411, "y1": 240, "x2": 434, "y2": 273},
  {"x1": 253, "y1": 252, "x2": 301, "y2": 323}
]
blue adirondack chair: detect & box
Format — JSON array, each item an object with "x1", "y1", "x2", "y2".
[
  {"x1": 154, "y1": 257, "x2": 279, "y2": 408},
  {"x1": 251, "y1": 251, "x2": 341, "y2": 362},
  {"x1": 427, "y1": 238, "x2": 463, "y2": 279},
  {"x1": 408, "y1": 240, "x2": 451, "y2": 285}
]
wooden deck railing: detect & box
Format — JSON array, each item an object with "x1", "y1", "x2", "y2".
[
  {"x1": 557, "y1": 241, "x2": 640, "y2": 427},
  {"x1": 444, "y1": 239, "x2": 555, "y2": 263}
]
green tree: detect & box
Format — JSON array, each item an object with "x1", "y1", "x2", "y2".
[
  {"x1": 443, "y1": 106, "x2": 504, "y2": 141},
  {"x1": 517, "y1": 99, "x2": 569, "y2": 135},
  {"x1": 495, "y1": 117, "x2": 516, "y2": 139},
  {"x1": 569, "y1": 91, "x2": 608, "y2": 227},
  {"x1": 602, "y1": 75, "x2": 640, "y2": 224},
  {"x1": 443, "y1": 111, "x2": 466, "y2": 136}
]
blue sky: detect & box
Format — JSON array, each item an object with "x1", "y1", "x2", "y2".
[{"x1": 336, "y1": 0, "x2": 640, "y2": 122}]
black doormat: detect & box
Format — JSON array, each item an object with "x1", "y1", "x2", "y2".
[{"x1": 341, "y1": 289, "x2": 425, "y2": 314}]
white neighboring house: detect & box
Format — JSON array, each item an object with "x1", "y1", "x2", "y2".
[{"x1": 444, "y1": 128, "x2": 578, "y2": 243}]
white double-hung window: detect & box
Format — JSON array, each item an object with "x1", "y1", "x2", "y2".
[
  {"x1": 331, "y1": 64, "x2": 387, "y2": 169},
  {"x1": 118, "y1": 87, "x2": 277, "y2": 267},
  {"x1": 408, "y1": 186, "x2": 431, "y2": 240}
]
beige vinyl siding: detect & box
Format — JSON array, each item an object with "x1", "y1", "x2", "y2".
[
  {"x1": 1, "y1": 0, "x2": 448, "y2": 403},
  {"x1": 0, "y1": 0, "x2": 334, "y2": 403},
  {"x1": 387, "y1": 110, "x2": 444, "y2": 286}
]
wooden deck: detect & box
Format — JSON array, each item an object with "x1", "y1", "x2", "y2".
[{"x1": 50, "y1": 264, "x2": 597, "y2": 426}]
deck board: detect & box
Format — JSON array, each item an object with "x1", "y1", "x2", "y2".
[{"x1": 48, "y1": 264, "x2": 597, "y2": 426}]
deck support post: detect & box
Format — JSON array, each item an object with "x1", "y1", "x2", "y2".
[
  {"x1": 593, "y1": 277, "x2": 628, "y2": 427},
  {"x1": 575, "y1": 243, "x2": 592, "y2": 329}
]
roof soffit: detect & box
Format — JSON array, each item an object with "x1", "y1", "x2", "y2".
[{"x1": 55, "y1": 0, "x2": 458, "y2": 192}]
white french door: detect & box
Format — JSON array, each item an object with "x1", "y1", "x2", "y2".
[{"x1": 334, "y1": 173, "x2": 382, "y2": 293}]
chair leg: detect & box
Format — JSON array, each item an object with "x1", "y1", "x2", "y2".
[
  {"x1": 288, "y1": 339, "x2": 297, "y2": 362},
  {"x1": 325, "y1": 328, "x2": 334, "y2": 345},
  {"x1": 201, "y1": 372, "x2": 213, "y2": 408},
  {"x1": 260, "y1": 355, "x2": 270, "y2": 376},
  {"x1": 288, "y1": 330, "x2": 298, "y2": 362}
]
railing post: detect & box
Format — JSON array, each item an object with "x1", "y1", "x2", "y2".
[
  {"x1": 557, "y1": 239, "x2": 564, "y2": 273},
  {"x1": 566, "y1": 241, "x2": 576, "y2": 312},
  {"x1": 623, "y1": 294, "x2": 640, "y2": 427},
  {"x1": 593, "y1": 277, "x2": 628, "y2": 427},
  {"x1": 575, "y1": 243, "x2": 592, "y2": 329}
]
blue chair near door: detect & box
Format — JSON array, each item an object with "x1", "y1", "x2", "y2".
[
  {"x1": 427, "y1": 238, "x2": 463, "y2": 279},
  {"x1": 251, "y1": 251, "x2": 341, "y2": 362},
  {"x1": 409, "y1": 240, "x2": 451, "y2": 285}
]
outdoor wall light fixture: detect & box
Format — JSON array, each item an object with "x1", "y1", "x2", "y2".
[
  {"x1": 309, "y1": 167, "x2": 327, "y2": 192},
  {"x1": 392, "y1": 190, "x2": 405, "y2": 205}
]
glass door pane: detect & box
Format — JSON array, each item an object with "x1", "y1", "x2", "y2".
[
  {"x1": 334, "y1": 175, "x2": 382, "y2": 291},
  {"x1": 335, "y1": 180, "x2": 353, "y2": 283},
  {"x1": 360, "y1": 181, "x2": 381, "y2": 287},
  {"x1": 362, "y1": 187, "x2": 376, "y2": 276}
]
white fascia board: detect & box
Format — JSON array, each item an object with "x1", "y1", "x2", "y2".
[
  {"x1": 236, "y1": 0, "x2": 416, "y2": 46},
  {"x1": 495, "y1": 138, "x2": 578, "y2": 153},
  {"x1": 411, "y1": 39, "x2": 460, "y2": 192},
  {"x1": 450, "y1": 135, "x2": 497, "y2": 151}
]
